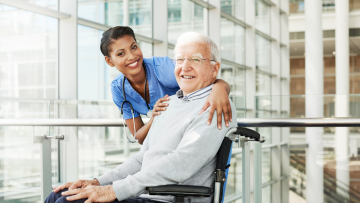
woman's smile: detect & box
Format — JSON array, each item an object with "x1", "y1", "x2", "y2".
[{"x1": 126, "y1": 60, "x2": 140, "y2": 69}]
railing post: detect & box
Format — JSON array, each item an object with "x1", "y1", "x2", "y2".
[
  {"x1": 254, "y1": 142, "x2": 262, "y2": 203},
  {"x1": 41, "y1": 137, "x2": 52, "y2": 201},
  {"x1": 241, "y1": 138, "x2": 250, "y2": 203}
]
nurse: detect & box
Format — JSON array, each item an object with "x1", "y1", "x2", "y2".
[{"x1": 101, "y1": 26, "x2": 232, "y2": 144}]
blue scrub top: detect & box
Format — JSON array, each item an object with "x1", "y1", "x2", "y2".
[{"x1": 111, "y1": 56, "x2": 180, "y2": 120}]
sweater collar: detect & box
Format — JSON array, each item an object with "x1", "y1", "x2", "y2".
[{"x1": 176, "y1": 84, "x2": 214, "y2": 102}]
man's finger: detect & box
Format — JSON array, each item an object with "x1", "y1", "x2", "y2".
[
  {"x1": 68, "y1": 181, "x2": 80, "y2": 190},
  {"x1": 84, "y1": 199, "x2": 93, "y2": 203},
  {"x1": 62, "y1": 188, "x2": 82, "y2": 196},
  {"x1": 54, "y1": 183, "x2": 69, "y2": 193},
  {"x1": 217, "y1": 108, "x2": 223, "y2": 130},
  {"x1": 66, "y1": 192, "x2": 87, "y2": 201}
]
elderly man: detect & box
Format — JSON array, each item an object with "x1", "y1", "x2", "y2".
[{"x1": 45, "y1": 32, "x2": 237, "y2": 203}]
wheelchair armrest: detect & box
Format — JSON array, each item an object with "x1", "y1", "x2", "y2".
[
  {"x1": 146, "y1": 185, "x2": 213, "y2": 197},
  {"x1": 236, "y1": 127, "x2": 260, "y2": 141}
]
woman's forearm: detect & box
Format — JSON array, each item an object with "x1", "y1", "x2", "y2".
[
  {"x1": 133, "y1": 118, "x2": 154, "y2": 144},
  {"x1": 214, "y1": 79, "x2": 230, "y2": 95},
  {"x1": 125, "y1": 117, "x2": 152, "y2": 145}
]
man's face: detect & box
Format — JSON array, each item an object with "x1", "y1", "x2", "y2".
[{"x1": 174, "y1": 42, "x2": 220, "y2": 95}]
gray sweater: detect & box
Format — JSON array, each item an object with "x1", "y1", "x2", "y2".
[{"x1": 96, "y1": 91, "x2": 237, "y2": 202}]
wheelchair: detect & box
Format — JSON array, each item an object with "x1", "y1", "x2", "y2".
[{"x1": 146, "y1": 127, "x2": 265, "y2": 203}]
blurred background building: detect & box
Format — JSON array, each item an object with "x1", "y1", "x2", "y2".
[{"x1": 0, "y1": 0, "x2": 359, "y2": 203}]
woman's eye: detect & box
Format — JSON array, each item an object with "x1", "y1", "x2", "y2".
[
  {"x1": 117, "y1": 52, "x2": 124, "y2": 56},
  {"x1": 132, "y1": 45, "x2": 138, "y2": 49}
]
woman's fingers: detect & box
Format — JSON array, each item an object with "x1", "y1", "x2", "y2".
[
  {"x1": 223, "y1": 108, "x2": 230, "y2": 128},
  {"x1": 199, "y1": 101, "x2": 210, "y2": 117},
  {"x1": 207, "y1": 105, "x2": 215, "y2": 126},
  {"x1": 216, "y1": 106, "x2": 223, "y2": 130},
  {"x1": 152, "y1": 95, "x2": 170, "y2": 117}
]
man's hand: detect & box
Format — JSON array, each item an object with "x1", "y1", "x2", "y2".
[
  {"x1": 199, "y1": 83, "x2": 232, "y2": 130},
  {"x1": 53, "y1": 179, "x2": 100, "y2": 193},
  {"x1": 62, "y1": 185, "x2": 117, "y2": 203}
]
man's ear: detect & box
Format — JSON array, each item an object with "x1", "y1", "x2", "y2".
[
  {"x1": 212, "y1": 62, "x2": 220, "y2": 79},
  {"x1": 105, "y1": 56, "x2": 115, "y2": 67}
]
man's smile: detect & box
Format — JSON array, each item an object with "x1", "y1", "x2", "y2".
[{"x1": 181, "y1": 75, "x2": 196, "y2": 79}]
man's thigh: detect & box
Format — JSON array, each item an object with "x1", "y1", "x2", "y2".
[
  {"x1": 56, "y1": 197, "x2": 166, "y2": 203},
  {"x1": 45, "y1": 190, "x2": 168, "y2": 203}
]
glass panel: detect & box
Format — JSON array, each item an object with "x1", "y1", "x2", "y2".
[
  {"x1": 25, "y1": 0, "x2": 58, "y2": 10},
  {"x1": 0, "y1": 100, "x2": 57, "y2": 202},
  {"x1": 78, "y1": 0, "x2": 153, "y2": 37},
  {"x1": 220, "y1": 63, "x2": 246, "y2": 118},
  {"x1": 225, "y1": 153, "x2": 242, "y2": 198},
  {"x1": 256, "y1": 35, "x2": 271, "y2": 73},
  {"x1": 78, "y1": 25, "x2": 108, "y2": 101},
  {"x1": 78, "y1": 1, "x2": 108, "y2": 24},
  {"x1": 0, "y1": 4, "x2": 58, "y2": 99},
  {"x1": 129, "y1": 0, "x2": 153, "y2": 38},
  {"x1": 256, "y1": 72, "x2": 271, "y2": 96},
  {"x1": 255, "y1": 0, "x2": 270, "y2": 35},
  {"x1": 262, "y1": 185, "x2": 272, "y2": 203},
  {"x1": 220, "y1": 18, "x2": 245, "y2": 65},
  {"x1": 168, "y1": 0, "x2": 205, "y2": 44},
  {"x1": 262, "y1": 148, "x2": 271, "y2": 183},
  {"x1": 220, "y1": 0, "x2": 245, "y2": 21}
]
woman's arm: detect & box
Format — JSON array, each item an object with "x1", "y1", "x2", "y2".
[
  {"x1": 125, "y1": 95, "x2": 170, "y2": 144},
  {"x1": 199, "y1": 79, "x2": 232, "y2": 130}
]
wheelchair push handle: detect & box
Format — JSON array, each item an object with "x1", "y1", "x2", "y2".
[{"x1": 226, "y1": 127, "x2": 266, "y2": 143}]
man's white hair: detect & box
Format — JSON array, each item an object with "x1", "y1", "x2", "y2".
[{"x1": 174, "y1": 32, "x2": 220, "y2": 64}]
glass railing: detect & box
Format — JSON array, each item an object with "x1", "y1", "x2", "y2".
[
  {"x1": 1, "y1": 97, "x2": 255, "y2": 203},
  {"x1": 4, "y1": 96, "x2": 359, "y2": 203},
  {"x1": 255, "y1": 94, "x2": 360, "y2": 203}
]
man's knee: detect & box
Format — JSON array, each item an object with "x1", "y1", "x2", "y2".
[
  {"x1": 55, "y1": 196, "x2": 87, "y2": 203},
  {"x1": 44, "y1": 189, "x2": 68, "y2": 203}
]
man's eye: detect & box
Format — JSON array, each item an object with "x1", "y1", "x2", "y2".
[
  {"x1": 192, "y1": 58, "x2": 201, "y2": 62},
  {"x1": 176, "y1": 58, "x2": 184, "y2": 62}
]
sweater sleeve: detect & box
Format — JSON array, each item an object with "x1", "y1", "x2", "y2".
[
  {"x1": 95, "y1": 140, "x2": 150, "y2": 185},
  {"x1": 112, "y1": 103, "x2": 237, "y2": 200}
]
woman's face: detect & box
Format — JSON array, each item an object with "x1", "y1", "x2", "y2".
[{"x1": 105, "y1": 35, "x2": 144, "y2": 78}]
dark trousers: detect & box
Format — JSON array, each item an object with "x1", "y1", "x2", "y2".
[{"x1": 44, "y1": 189, "x2": 168, "y2": 203}]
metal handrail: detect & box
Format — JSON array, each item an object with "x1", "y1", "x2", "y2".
[{"x1": 0, "y1": 117, "x2": 360, "y2": 127}]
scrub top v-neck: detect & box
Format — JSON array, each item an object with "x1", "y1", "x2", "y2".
[{"x1": 111, "y1": 56, "x2": 179, "y2": 120}]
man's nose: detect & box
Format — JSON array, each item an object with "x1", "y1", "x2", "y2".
[{"x1": 181, "y1": 59, "x2": 192, "y2": 71}]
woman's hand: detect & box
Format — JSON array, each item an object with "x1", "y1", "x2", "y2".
[
  {"x1": 62, "y1": 185, "x2": 117, "y2": 203},
  {"x1": 151, "y1": 94, "x2": 170, "y2": 118},
  {"x1": 199, "y1": 80, "x2": 232, "y2": 130},
  {"x1": 53, "y1": 179, "x2": 100, "y2": 193}
]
